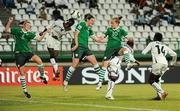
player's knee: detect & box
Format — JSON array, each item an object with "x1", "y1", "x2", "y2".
[
  {"x1": 50, "y1": 56, "x2": 58, "y2": 62},
  {"x1": 148, "y1": 75, "x2": 156, "y2": 85},
  {"x1": 155, "y1": 76, "x2": 160, "y2": 83},
  {"x1": 36, "y1": 57, "x2": 43, "y2": 65}
]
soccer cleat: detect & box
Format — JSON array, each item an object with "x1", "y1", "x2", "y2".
[
  {"x1": 52, "y1": 77, "x2": 60, "y2": 81},
  {"x1": 152, "y1": 96, "x2": 161, "y2": 100},
  {"x1": 63, "y1": 80, "x2": 68, "y2": 92},
  {"x1": 105, "y1": 95, "x2": 115, "y2": 100},
  {"x1": 96, "y1": 82, "x2": 102, "y2": 91},
  {"x1": 52, "y1": 70, "x2": 60, "y2": 81},
  {"x1": 24, "y1": 92, "x2": 31, "y2": 98},
  {"x1": 53, "y1": 70, "x2": 60, "y2": 78},
  {"x1": 160, "y1": 92, "x2": 168, "y2": 100},
  {"x1": 40, "y1": 76, "x2": 48, "y2": 84}
]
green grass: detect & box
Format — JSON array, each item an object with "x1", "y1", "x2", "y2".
[{"x1": 0, "y1": 84, "x2": 180, "y2": 111}]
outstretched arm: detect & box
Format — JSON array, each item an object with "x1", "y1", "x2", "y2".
[
  {"x1": 37, "y1": 27, "x2": 51, "y2": 42},
  {"x1": 5, "y1": 17, "x2": 13, "y2": 33},
  {"x1": 142, "y1": 42, "x2": 153, "y2": 55},
  {"x1": 92, "y1": 36, "x2": 107, "y2": 43}
]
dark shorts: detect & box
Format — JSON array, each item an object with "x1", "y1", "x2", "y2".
[
  {"x1": 73, "y1": 46, "x2": 93, "y2": 59},
  {"x1": 103, "y1": 47, "x2": 122, "y2": 61},
  {"x1": 15, "y1": 52, "x2": 34, "y2": 68}
]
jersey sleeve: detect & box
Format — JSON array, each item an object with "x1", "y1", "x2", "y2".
[
  {"x1": 75, "y1": 22, "x2": 84, "y2": 32},
  {"x1": 165, "y1": 45, "x2": 177, "y2": 57},
  {"x1": 142, "y1": 42, "x2": 153, "y2": 55},
  {"x1": 104, "y1": 28, "x2": 110, "y2": 37},
  {"x1": 28, "y1": 32, "x2": 36, "y2": 40},
  {"x1": 89, "y1": 28, "x2": 95, "y2": 38},
  {"x1": 121, "y1": 28, "x2": 128, "y2": 37}
]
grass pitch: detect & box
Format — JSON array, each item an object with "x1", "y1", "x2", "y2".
[{"x1": 0, "y1": 84, "x2": 180, "y2": 111}]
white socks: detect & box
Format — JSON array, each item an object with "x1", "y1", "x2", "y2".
[
  {"x1": 152, "y1": 82, "x2": 164, "y2": 96},
  {"x1": 106, "y1": 80, "x2": 115, "y2": 97},
  {"x1": 50, "y1": 58, "x2": 58, "y2": 73}
]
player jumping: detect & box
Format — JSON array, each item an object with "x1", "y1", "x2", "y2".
[
  {"x1": 142, "y1": 32, "x2": 177, "y2": 100},
  {"x1": 44, "y1": 10, "x2": 80, "y2": 81},
  {"x1": 96, "y1": 16, "x2": 133, "y2": 90},
  {"x1": 63, "y1": 13, "x2": 106, "y2": 91},
  {"x1": 5, "y1": 17, "x2": 51, "y2": 98}
]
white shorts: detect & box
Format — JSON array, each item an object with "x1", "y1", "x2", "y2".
[
  {"x1": 151, "y1": 63, "x2": 168, "y2": 76},
  {"x1": 46, "y1": 36, "x2": 60, "y2": 50}
]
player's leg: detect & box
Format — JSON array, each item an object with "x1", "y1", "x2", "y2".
[
  {"x1": 95, "y1": 60, "x2": 109, "y2": 90},
  {"x1": 149, "y1": 63, "x2": 168, "y2": 100},
  {"x1": 106, "y1": 80, "x2": 115, "y2": 100},
  {"x1": 31, "y1": 54, "x2": 47, "y2": 84},
  {"x1": 86, "y1": 54, "x2": 102, "y2": 83},
  {"x1": 119, "y1": 48, "x2": 132, "y2": 69},
  {"x1": 63, "y1": 58, "x2": 79, "y2": 91},
  {"x1": 106, "y1": 73, "x2": 116, "y2": 100},
  {"x1": 15, "y1": 53, "x2": 31, "y2": 98},
  {"x1": 48, "y1": 48, "x2": 60, "y2": 80},
  {"x1": 105, "y1": 58, "x2": 119, "y2": 100},
  {"x1": 63, "y1": 48, "x2": 82, "y2": 91},
  {"x1": 96, "y1": 49, "x2": 116, "y2": 90},
  {"x1": 85, "y1": 49, "x2": 105, "y2": 90},
  {"x1": 86, "y1": 55, "x2": 101, "y2": 74}
]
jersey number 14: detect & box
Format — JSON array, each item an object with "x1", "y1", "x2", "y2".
[{"x1": 155, "y1": 45, "x2": 165, "y2": 55}]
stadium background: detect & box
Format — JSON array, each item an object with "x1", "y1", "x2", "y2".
[
  {"x1": 1, "y1": 1, "x2": 180, "y2": 111},
  {"x1": 0, "y1": 0, "x2": 180, "y2": 85}
]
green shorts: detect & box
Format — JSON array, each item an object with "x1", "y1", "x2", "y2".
[
  {"x1": 103, "y1": 47, "x2": 122, "y2": 61},
  {"x1": 73, "y1": 46, "x2": 93, "y2": 59}
]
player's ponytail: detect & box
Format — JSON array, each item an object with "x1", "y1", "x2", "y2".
[
  {"x1": 112, "y1": 16, "x2": 122, "y2": 24},
  {"x1": 84, "y1": 13, "x2": 94, "y2": 21}
]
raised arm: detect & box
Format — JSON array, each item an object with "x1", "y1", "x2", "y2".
[
  {"x1": 5, "y1": 17, "x2": 13, "y2": 33},
  {"x1": 37, "y1": 27, "x2": 51, "y2": 42},
  {"x1": 142, "y1": 42, "x2": 153, "y2": 55}
]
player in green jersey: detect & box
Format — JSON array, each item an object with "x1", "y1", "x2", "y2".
[
  {"x1": 63, "y1": 13, "x2": 106, "y2": 91},
  {"x1": 5, "y1": 17, "x2": 51, "y2": 98},
  {"x1": 96, "y1": 16, "x2": 133, "y2": 90}
]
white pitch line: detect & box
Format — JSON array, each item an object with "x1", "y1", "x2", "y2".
[{"x1": 0, "y1": 98, "x2": 168, "y2": 111}]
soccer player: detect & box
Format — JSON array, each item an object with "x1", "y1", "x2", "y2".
[
  {"x1": 45, "y1": 18, "x2": 75, "y2": 81},
  {"x1": 5, "y1": 17, "x2": 51, "y2": 98},
  {"x1": 45, "y1": 10, "x2": 80, "y2": 81},
  {"x1": 63, "y1": 13, "x2": 106, "y2": 91},
  {"x1": 142, "y1": 32, "x2": 177, "y2": 100},
  {"x1": 105, "y1": 37, "x2": 139, "y2": 100},
  {"x1": 96, "y1": 16, "x2": 133, "y2": 90}
]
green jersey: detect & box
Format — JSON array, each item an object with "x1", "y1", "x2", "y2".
[
  {"x1": 10, "y1": 27, "x2": 36, "y2": 52},
  {"x1": 75, "y1": 21, "x2": 95, "y2": 47},
  {"x1": 105, "y1": 27, "x2": 128, "y2": 48}
]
